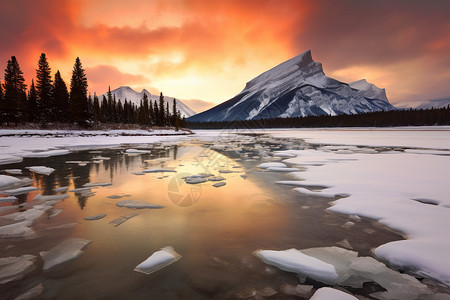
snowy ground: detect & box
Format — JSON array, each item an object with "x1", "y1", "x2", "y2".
[{"x1": 1, "y1": 126, "x2": 450, "y2": 298}]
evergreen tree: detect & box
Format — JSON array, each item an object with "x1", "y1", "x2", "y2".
[
  {"x1": 117, "y1": 99, "x2": 123, "y2": 123},
  {"x1": 165, "y1": 102, "x2": 169, "y2": 126},
  {"x1": 36, "y1": 53, "x2": 53, "y2": 123},
  {"x1": 68, "y1": 57, "x2": 89, "y2": 125},
  {"x1": 101, "y1": 95, "x2": 108, "y2": 122},
  {"x1": 52, "y1": 70, "x2": 69, "y2": 122},
  {"x1": 0, "y1": 81, "x2": 3, "y2": 102},
  {"x1": 2, "y1": 56, "x2": 27, "y2": 124},
  {"x1": 93, "y1": 93, "x2": 100, "y2": 122},
  {"x1": 173, "y1": 98, "x2": 179, "y2": 131},
  {"x1": 28, "y1": 79, "x2": 38, "y2": 122},
  {"x1": 149, "y1": 100, "x2": 154, "y2": 125},
  {"x1": 153, "y1": 100, "x2": 159, "y2": 126},
  {"x1": 159, "y1": 92, "x2": 165, "y2": 126}
]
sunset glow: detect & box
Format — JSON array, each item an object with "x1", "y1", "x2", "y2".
[{"x1": 1, "y1": 0, "x2": 450, "y2": 111}]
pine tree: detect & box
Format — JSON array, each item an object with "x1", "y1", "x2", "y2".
[
  {"x1": 101, "y1": 95, "x2": 107, "y2": 122},
  {"x1": 166, "y1": 102, "x2": 170, "y2": 126},
  {"x1": 93, "y1": 93, "x2": 100, "y2": 122},
  {"x1": 0, "y1": 81, "x2": 3, "y2": 102},
  {"x1": 52, "y1": 70, "x2": 69, "y2": 122},
  {"x1": 173, "y1": 98, "x2": 179, "y2": 131},
  {"x1": 28, "y1": 79, "x2": 38, "y2": 122},
  {"x1": 153, "y1": 100, "x2": 159, "y2": 126},
  {"x1": 2, "y1": 56, "x2": 27, "y2": 125},
  {"x1": 159, "y1": 92, "x2": 165, "y2": 126},
  {"x1": 36, "y1": 53, "x2": 53, "y2": 123},
  {"x1": 68, "y1": 57, "x2": 89, "y2": 126},
  {"x1": 149, "y1": 100, "x2": 154, "y2": 125}
]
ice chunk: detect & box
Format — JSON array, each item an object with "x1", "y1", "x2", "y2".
[
  {"x1": 0, "y1": 255, "x2": 37, "y2": 284},
  {"x1": 4, "y1": 169, "x2": 22, "y2": 175},
  {"x1": 280, "y1": 284, "x2": 313, "y2": 298},
  {"x1": 213, "y1": 182, "x2": 226, "y2": 188},
  {"x1": 109, "y1": 212, "x2": 139, "y2": 227},
  {"x1": 0, "y1": 155, "x2": 22, "y2": 165},
  {"x1": 83, "y1": 214, "x2": 106, "y2": 221},
  {"x1": 185, "y1": 177, "x2": 207, "y2": 184},
  {"x1": 0, "y1": 175, "x2": 21, "y2": 189},
  {"x1": 116, "y1": 200, "x2": 164, "y2": 209},
  {"x1": 0, "y1": 186, "x2": 38, "y2": 196},
  {"x1": 54, "y1": 186, "x2": 68, "y2": 193},
  {"x1": 40, "y1": 238, "x2": 92, "y2": 272},
  {"x1": 69, "y1": 187, "x2": 95, "y2": 193},
  {"x1": 83, "y1": 182, "x2": 112, "y2": 187},
  {"x1": 33, "y1": 193, "x2": 69, "y2": 201},
  {"x1": 310, "y1": 287, "x2": 357, "y2": 300},
  {"x1": 0, "y1": 221, "x2": 34, "y2": 238},
  {"x1": 26, "y1": 166, "x2": 54, "y2": 176},
  {"x1": 257, "y1": 162, "x2": 287, "y2": 169},
  {"x1": 143, "y1": 168, "x2": 176, "y2": 173},
  {"x1": 132, "y1": 172, "x2": 145, "y2": 175},
  {"x1": 0, "y1": 196, "x2": 17, "y2": 203},
  {"x1": 134, "y1": 246, "x2": 181, "y2": 275},
  {"x1": 218, "y1": 170, "x2": 235, "y2": 173},
  {"x1": 125, "y1": 148, "x2": 151, "y2": 154},
  {"x1": 254, "y1": 248, "x2": 339, "y2": 283},
  {"x1": 91, "y1": 156, "x2": 110, "y2": 160},
  {"x1": 207, "y1": 176, "x2": 225, "y2": 181},
  {"x1": 14, "y1": 283, "x2": 43, "y2": 300},
  {"x1": 266, "y1": 167, "x2": 299, "y2": 172}
]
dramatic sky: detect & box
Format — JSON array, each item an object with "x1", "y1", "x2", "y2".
[{"x1": 1, "y1": 0, "x2": 450, "y2": 112}]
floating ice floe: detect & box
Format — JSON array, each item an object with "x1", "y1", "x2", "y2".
[
  {"x1": 83, "y1": 214, "x2": 106, "y2": 221},
  {"x1": 310, "y1": 287, "x2": 357, "y2": 300},
  {"x1": 0, "y1": 175, "x2": 22, "y2": 189},
  {"x1": 91, "y1": 156, "x2": 110, "y2": 160},
  {"x1": 132, "y1": 172, "x2": 145, "y2": 175},
  {"x1": 213, "y1": 182, "x2": 226, "y2": 188},
  {"x1": 0, "y1": 196, "x2": 17, "y2": 203},
  {"x1": 185, "y1": 176, "x2": 207, "y2": 184},
  {"x1": 33, "y1": 193, "x2": 69, "y2": 201},
  {"x1": 69, "y1": 187, "x2": 95, "y2": 193},
  {"x1": 0, "y1": 255, "x2": 37, "y2": 284},
  {"x1": 14, "y1": 283, "x2": 44, "y2": 300},
  {"x1": 0, "y1": 186, "x2": 38, "y2": 196},
  {"x1": 134, "y1": 246, "x2": 181, "y2": 275},
  {"x1": 54, "y1": 186, "x2": 68, "y2": 193},
  {"x1": 0, "y1": 220, "x2": 34, "y2": 238},
  {"x1": 257, "y1": 162, "x2": 287, "y2": 169},
  {"x1": 25, "y1": 166, "x2": 54, "y2": 176},
  {"x1": 125, "y1": 148, "x2": 151, "y2": 154},
  {"x1": 143, "y1": 168, "x2": 176, "y2": 173},
  {"x1": 207, "y1": 176, "x2": 225, "y2": 181},
  {"x1": 109, "y1": 212, "x2": 139, "y2": 227},
  {"x1": 83, "y1": 182, "x2": 112, "y2": 187},
  {"x1": 4, "y1": 169, "x2": 22, "y2": 175},
  {"x1": 40, "y1": 238, "x2": 92, "y2": 272},
  {"x1": 116, "y1": 200, "x2": 164, "y2": 209},
  {"x1": 255, "y1": 246, "x2": 433, "y2": 299}
]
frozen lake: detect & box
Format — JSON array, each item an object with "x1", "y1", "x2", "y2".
[{"x1": 1, "y1": 128, "x2": 450, "y2": 299}]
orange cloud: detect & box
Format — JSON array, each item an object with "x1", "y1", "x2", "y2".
[{"x1": 1, "y1": 0, "x2": 450, "y2": 107}]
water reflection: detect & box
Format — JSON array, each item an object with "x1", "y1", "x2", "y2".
[{"x1": 0, "y1": 140, "x2": 414, "y2": 299}]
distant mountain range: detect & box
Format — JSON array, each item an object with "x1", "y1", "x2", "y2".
[
  {"x1": 99, "y1": 86, "x2": 196, "y2": 118},
  {"x1": 188, "y1": 50, "x2": 395, "y2": 122},
  {"x1": 416, "y1": 98, "x2": 450, "y2": 109}
]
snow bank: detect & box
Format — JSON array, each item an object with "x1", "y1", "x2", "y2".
[
  {"x1": 40, "y1": 238, "x2": 92, "y2": 272},
  {"x1": 134, "y1": 246, "x2": 181, "y2": 275}
]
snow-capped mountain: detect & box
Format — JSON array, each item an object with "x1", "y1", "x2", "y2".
[
  {"x1": 188, "y1": 50, "x2": 395, "y2": 122},
  {"x1": 416, "y1": 98, "x2": 450, "y2": 109},
  {"x1": 99, "y1": 86, "x2": 196, "y2": 118}
]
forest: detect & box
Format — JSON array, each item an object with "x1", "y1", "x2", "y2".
[
  {"x1": 0, "y1": 54, "x2": 185, "y2": 129},
  {"x1": 186, "y1": 106, "x2": 450, "y2": 129}
]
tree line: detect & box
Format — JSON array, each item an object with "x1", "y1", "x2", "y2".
[
  {"x1": 186, "y1": 106, "x2": 450, "y2": 129},
  {"x1": 0, "y1": 53, "x2": 185, "y2": 129}
]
